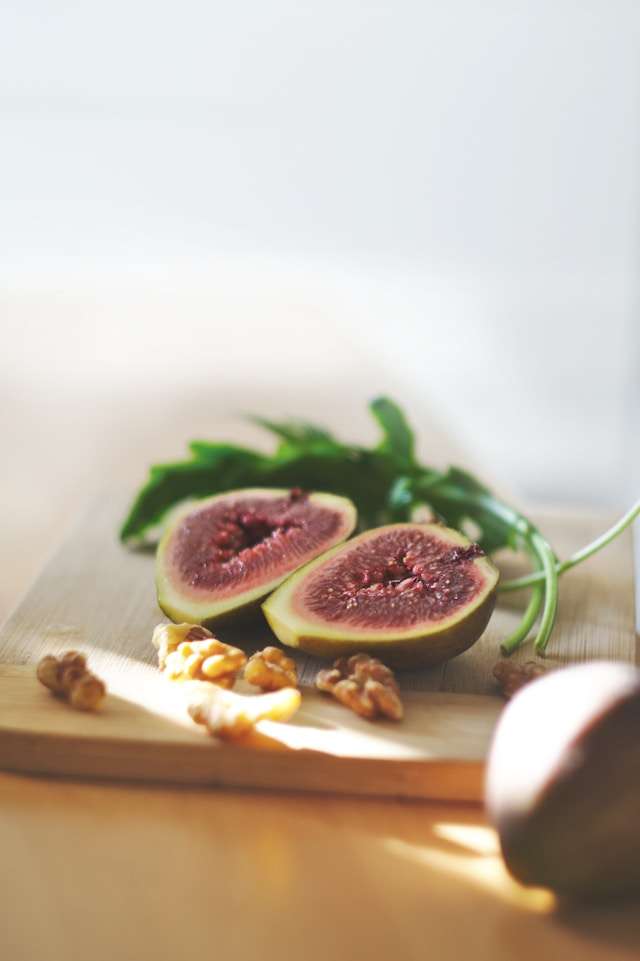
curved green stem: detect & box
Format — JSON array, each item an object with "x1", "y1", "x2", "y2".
[
  {"x1": 425, "y1": 485, "x2": 538, "y2": 540},
  {"x1": 530, "y1": 532, "x2": 559, "y2": 655},
  {"x1": 499, "y1": 499, "x2": 640, "y2": 593},
  {"x1": 426, "y1": 484, "x2": 555, "y2": 653},
  {"x1": 419, "y1": 482, "x2": 591, "y2": 654},
  {"x1": 500, "y1": 546, "x2": 544, "y2": 655}
]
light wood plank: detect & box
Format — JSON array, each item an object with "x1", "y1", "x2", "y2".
[{"x1": 0, "y1": 665, "x2": 501, "y2": 801}]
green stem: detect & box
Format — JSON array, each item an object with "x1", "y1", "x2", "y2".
[
  {"x1": 530, "y1": 532, "x2": 559, "y2": 655},
  {"x1": 428, "y1": 484, "x2": 558, "y2": 654},
  {"x1": 500, "y1": 545, "x2": 544, "y2": 655},
  {"x1": 498, "y1": 499, "x2": 640, "y2": 593},
  {"x1": 427, "y1": 485, "x2": 536, "y2": 539}
]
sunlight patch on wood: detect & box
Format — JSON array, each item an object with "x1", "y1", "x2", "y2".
[
  {"x1": 384, "y1": 835, "x2": 556, "y2": 912},
  {"x1": 432, "y1": 821, "x2": 500, "y2": 856}
]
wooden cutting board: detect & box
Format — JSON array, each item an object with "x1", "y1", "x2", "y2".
[{"x1": 0, "y1": 494, "x2": 636, "y2": 801}]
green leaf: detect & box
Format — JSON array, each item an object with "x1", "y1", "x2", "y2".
[
  {"x1": 388, "y1": 476, "x2": 414, "y2": 515},
  {"x1": 250, "y1": 416, "x2": 339, "y2": 450},
  {"x1": 370, "y1": 396, "x2": 416, "y2": 467},
  {"x1": 412, "y1": 469, "x2": 517, "y2": 554},
  {"x1": 120, "y1": 397, "x2": 536, "y2": 560},
  {"x1": 119, "y1": 448, "x2": 267, "y2": 543},
  {"x1": 263, "y1": 449, "x2": 398, "y2": 529},
  {"x1": 445, "y1": 466, "x2": 491, "y2": 496},
  {"x1": 188, "y1": 441, "x2": 261, "y2": 463}
]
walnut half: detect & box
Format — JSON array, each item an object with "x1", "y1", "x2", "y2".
[
  {"x1": 152, "y1": 623, "x2": 246, "y2": 687},
  {"x1": 36, "y1": 651, "x2": 106, "y2": 711},
  {"x1": 316, "y1": 654, "x2": 403, "y2": 721},
  {"x1": 244, "y1": 646, "x2": 298, "y2": 691},
  {"x1": 493, "y1": 659, "x2": 546, "y2": 699}
]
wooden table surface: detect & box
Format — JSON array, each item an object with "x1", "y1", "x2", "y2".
[{"x1": 1, "y1": 400, "x2": 639, "y2": 961}]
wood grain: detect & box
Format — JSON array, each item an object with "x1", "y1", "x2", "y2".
[
  {"x1": 2, "y1": 769, "x2": 639, "y2": 961},
  {"x1": 0, "y1": 664, "x2": 501, "y2": 800}
]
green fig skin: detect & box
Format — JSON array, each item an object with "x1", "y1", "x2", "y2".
[
  {"x1": 265, "y1": 589, "x2": 496, "y2": 669},
  {"x1": 486, "y1": 661, "x2": 640, "y2": 899},
  {"x1": 157, "y1": 593, "x2": 265, "y2": 632}
]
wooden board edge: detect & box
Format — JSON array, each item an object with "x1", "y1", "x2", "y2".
[{"x1": 0, "y1": 727, "x2": 485, "y2": 802}]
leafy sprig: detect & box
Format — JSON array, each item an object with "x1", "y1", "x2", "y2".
[{"x1": 120, "y1": 397, "x2": 639, "y2": 656}]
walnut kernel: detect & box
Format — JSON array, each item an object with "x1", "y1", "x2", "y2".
[
  {"x1": 152, "y1": 623, "x2": 246, "y2": 687},
  {"x1": 316, "y1": 654, "x2": 403, "y2": 721},
  {"x1": 36, "y1": 651, "x2": 106, "y2": 711},
  {"x1": 152, "y1": 623, "x2": 213, "y2": 669},
  {"x1": 245, "y1": 646, "x2": 298, "y2": 691},
  {"x1": 493, "y1": 659, "x2": 546, "y2": 699}
]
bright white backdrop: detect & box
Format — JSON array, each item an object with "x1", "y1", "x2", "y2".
[{"x1": 2, "y1": 1, "x2": 639, "y2": 510}]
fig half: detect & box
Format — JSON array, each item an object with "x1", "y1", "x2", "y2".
[
  {"x1": 156, "y1": 488, "x2": 357, "y2": 626},
  {"x1": 263, "y1": 523, "x2": 499, "y2": 667}
]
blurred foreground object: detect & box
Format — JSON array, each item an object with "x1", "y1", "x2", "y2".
[{"x1": 486, "y1": 661, "x2": 640, "y2": 898}]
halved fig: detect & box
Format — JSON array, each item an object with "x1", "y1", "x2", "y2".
[
  {"x1": 263, "y1": 523, "x2": 499, "y2": 668},
  {"x1": 156, "y1": 488, "x2": 357, "y2": 626}
]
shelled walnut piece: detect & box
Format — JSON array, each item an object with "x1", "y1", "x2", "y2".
[
  {"x1": 245, "y1": 646, "x2": 298, "y2": 691},
  {"x1": 493, "y1": 659, "x2": 546, "y2": 699},
  {"x1": 152, "y1": 623, "x2": 246, "y2": 687},
  {"x1": 316, "y1": 654, "x2": 403, "y2": 721},
  {"x1": 36, "y1": 651, "x2": 106, "y2": 711},
  {"x1": 189, "y1": 685, "x2": 301, "y2": 740}
]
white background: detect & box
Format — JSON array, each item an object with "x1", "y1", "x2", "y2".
[{"x1": 2, "y1": 1, "x2": 639, "y2": 515}]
